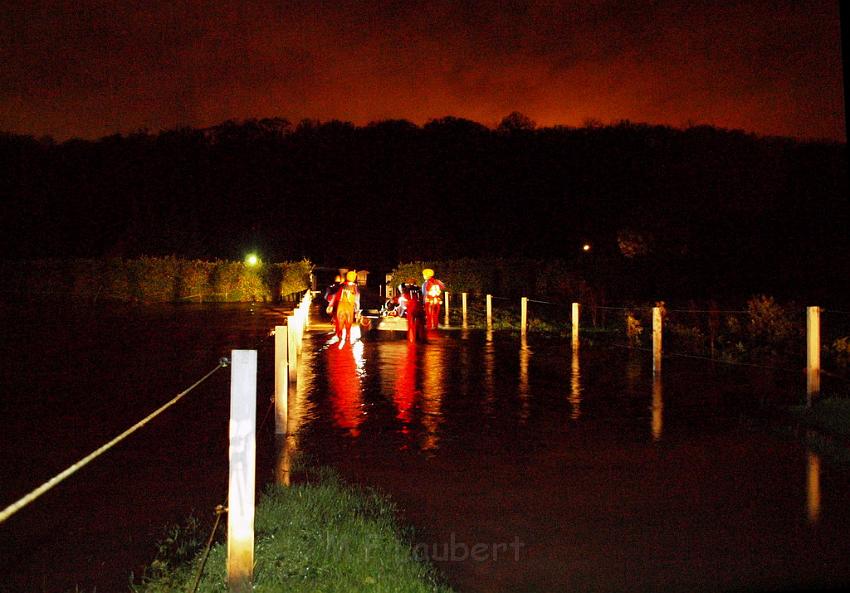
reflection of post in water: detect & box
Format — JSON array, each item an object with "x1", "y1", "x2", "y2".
[
  {"x1": 275, "y1": 434, "x2": 297, "y2": 487},
  {"x1": 326, "y1": 344, "x2": 365, "y2": 437},
  {"x1": 651, "y1": 373, "x2": 663, "y2": 442},
  {"x1": 626, "y1": 351, "x2": 642, "y2": 394},
  {"x1": 275, "y1": 341, "x2": 315, "y2": 487},
  {"x1": 420, "y1": 342, "x2": 445, "y2": 451},
  {"x1": 569, "y1": 346, "x2": 581, "y2": 420},
  {"x1": 519, "y1": 335, "x2": 531, "y2": 423},
  {"x1": 483, "y1": 330, "x2": 496, "y2": 415},
  {"x1": 807, "y1": 448, "x2": 821, "y2": 525}
]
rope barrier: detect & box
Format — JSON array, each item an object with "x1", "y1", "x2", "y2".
[
  {"x1": 189, "y1": 503, "x2": 227, "y2": 593},
  {"x1": 606, "y1": 342, "x2": 804, "y2": 375},
  {"x1": 0, "y1": 359, "x2": 228, "y2": 525},
  {"x1": 525, "y1": 298, "x2": 561, "y2": 306},
  {"x1": 666, "y1": 309, "x2": 749, "y2": 314}
]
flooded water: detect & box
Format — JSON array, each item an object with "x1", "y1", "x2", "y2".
[
  {"x1": 1, "y1": 303, "x2": 850, "y2": 592},
  {"x1": 291, "y1": 326, "x2": 850, "y2": 593},
  {"x1": 0, "y1": 302, "x2": 290, "y2": 593}
]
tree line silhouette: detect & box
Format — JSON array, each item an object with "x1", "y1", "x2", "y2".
[{"x1": 0, "y1": 113, "x2": 846, "y2": 302}]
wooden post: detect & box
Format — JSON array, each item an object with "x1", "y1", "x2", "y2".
[
  {"x1": 444, "y1": 292, "x2": 450, "y2": 326},
  {"x1": 486, "y1": 294, "x2": 493, "y2": 330},
  {"x1": 227, "y1": 350, "x2": 256, "y2": 593},
  {"x1": 807, "y1": 306, "x2": 821, "y2": 405},
  {"x1": 295, "y1": 308, "x2": 304, "y2": 356},
  {"x1": 521, "y1": 297, "x2": 528, "y2": 336},
  {"x1": 571, "y1": 302, "x2": 580, "y2": 347},
  {"x1": 462, "y1": 292, "x2": 468, "y2": 328},
  {"x1": 652, "y1": 306, "x2": 662, "y2": 374},
  {"x1": 287, "y1": 315, "x2": 298, "y2": 383},
  {"x1": 274, "y1": 325, "x2": 288, "y2": 435}
]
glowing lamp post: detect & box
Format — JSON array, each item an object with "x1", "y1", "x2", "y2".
[
  {"x1": 582, "y1": 243, "x2": 591, "y2": 252},
  {"x1": 227, "y1": 350, "x2": 256, "y2": 593}
]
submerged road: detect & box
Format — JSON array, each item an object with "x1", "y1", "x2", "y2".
[{"x1": 288, "y1": 317, "x2": 850, "y2": 593}]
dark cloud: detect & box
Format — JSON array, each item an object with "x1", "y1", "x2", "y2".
[{"x1": 0, "y1": 0, "x2": 843, "y2": 140}]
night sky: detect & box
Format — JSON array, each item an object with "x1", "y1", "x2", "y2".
[{"x1": 0, "y1": 0, "x2": 845, "y2": 142}]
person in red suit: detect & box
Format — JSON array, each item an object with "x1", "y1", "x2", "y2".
[
  {"x1": 421, "y1": 268, "x2": 446, "y2": 330},
  {"x1": 400, "y1": 280, "x2": 426, "y2": 342}
]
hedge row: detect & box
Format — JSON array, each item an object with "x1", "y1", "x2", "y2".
[
  {"x1": 391, "y1": 257, "x2": 596, "y2": 303},
  {"x1": 0, "y1": 257, "x2": 313, "y2": 303}
]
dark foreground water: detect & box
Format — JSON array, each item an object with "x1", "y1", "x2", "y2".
[
  {"x1": 1, "y1": 303, "x2": 850, "y2": 592},
  {"x1": 293, "y1": 326, "x2": 850, "y2": 593},
  {"x1": 0, "y1": 302, "x2": 288, "y2": 593}
]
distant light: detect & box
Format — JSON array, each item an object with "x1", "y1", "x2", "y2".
[
  {"x1": 245, "y1": 253, "x2": 259, "y2": 267},
  {"x1": 582, "y1": 244, "x2": 591, "y2": 252}
]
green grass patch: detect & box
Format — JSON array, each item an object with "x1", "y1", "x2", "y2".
[{"x1": 132, "y1": 467, "x2": 454, "y2": 593}]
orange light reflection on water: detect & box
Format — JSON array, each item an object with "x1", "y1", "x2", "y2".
[{"x1": 326, "y1": 343, "x2": 365, "y2": 437}]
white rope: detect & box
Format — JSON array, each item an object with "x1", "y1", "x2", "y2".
[{"x1": 0, "y1": 361, "x2": 226, "y2": 525}]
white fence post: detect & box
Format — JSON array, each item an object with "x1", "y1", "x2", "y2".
[
  {"x1": 571, "y1": 302, "x2": 580, "y2": 347},
  {"x1": 274, "y1": 325, "x2": 288, "y2": 435},
  {"x1": 227, "y1": 350, "x2": 256, "y2": 593},
  {"x1": 287, "y1": 315, "x2": 298, "y2": 383},
  {"x1": 807, "y1": 306, "x2": 821, "y2": 406},
  {"x1": 486, "y1": 294, "x2": 492, "y2": 330},
  {"x1": 652, "y1": 307, "x2": 663, "y2": 374},
  {"x1": 462, "y1": 292, "x2": 468, "y2": 328},
  {"x1": 521, "y1": 297, "x2": 528, "y2": 336}
]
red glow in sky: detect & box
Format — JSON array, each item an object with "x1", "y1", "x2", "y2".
[{"x1": 1, "y1": 1, "x2": 844, "y2": 141}]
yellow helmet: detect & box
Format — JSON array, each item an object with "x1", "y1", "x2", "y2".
[
  {"x1": 345, "y1": 271, "x2": 357, "y2": 282},
  {"x1": 422, "y1": 268, "x2": 434, "y2": 279}
]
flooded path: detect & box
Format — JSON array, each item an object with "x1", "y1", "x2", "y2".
[
  {"x1": 1, "y1": 302, "x2": 849, "y2": 592},
  {"x1": 291, "y1": 327, "x2": 850, "y2": 592}
]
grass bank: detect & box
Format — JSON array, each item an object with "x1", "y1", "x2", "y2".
[{"x1": 133, "y1": 467, "x2": 454, "y2": 593}]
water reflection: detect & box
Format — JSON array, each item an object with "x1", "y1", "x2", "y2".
[
  {"x1": 421, "y1": 342, "x2": 446, "y2": 451},
  {"x1": 519, "y1": 335, "x2": 531, "y2": 423},
  {"x1": 394, "y1": 342, "x2": 418, "y2": 427},
  {"x1": 275, "y1": 434, "x2": 296, "y2": 487},
  {"x1": 276, "y1": 335, "x2": 316, "y2": 485},
  {"x1": 651, "y1": 373, "x2": 663, "y2": 442},
  {"x1": 626, "y1": 351, "x2": 642, "y2": 394},
  {"x1": 483, "y1": 330, "x2": 495, "y2": 416},
  {"x1": 569, "y1": 346, "x2": 582, "y2": 420},
  {"x1": 326, "y1": 345, "x2": 365, "y2": 437},
  {"x1": 807, "y1": 448, "x2": 821, "y2": 525}
]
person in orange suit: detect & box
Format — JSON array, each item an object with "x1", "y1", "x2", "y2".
[{"x1": 327, "y1": 271, "x2": 360, "y2": 347}]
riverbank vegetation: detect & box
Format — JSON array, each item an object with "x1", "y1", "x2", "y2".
[
  {"x1": 0, "y1": 257, "x2": 312, "y2": 303},
  {"x1": 132, "y1": 467, "x2": 453, "y2": 593}
]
